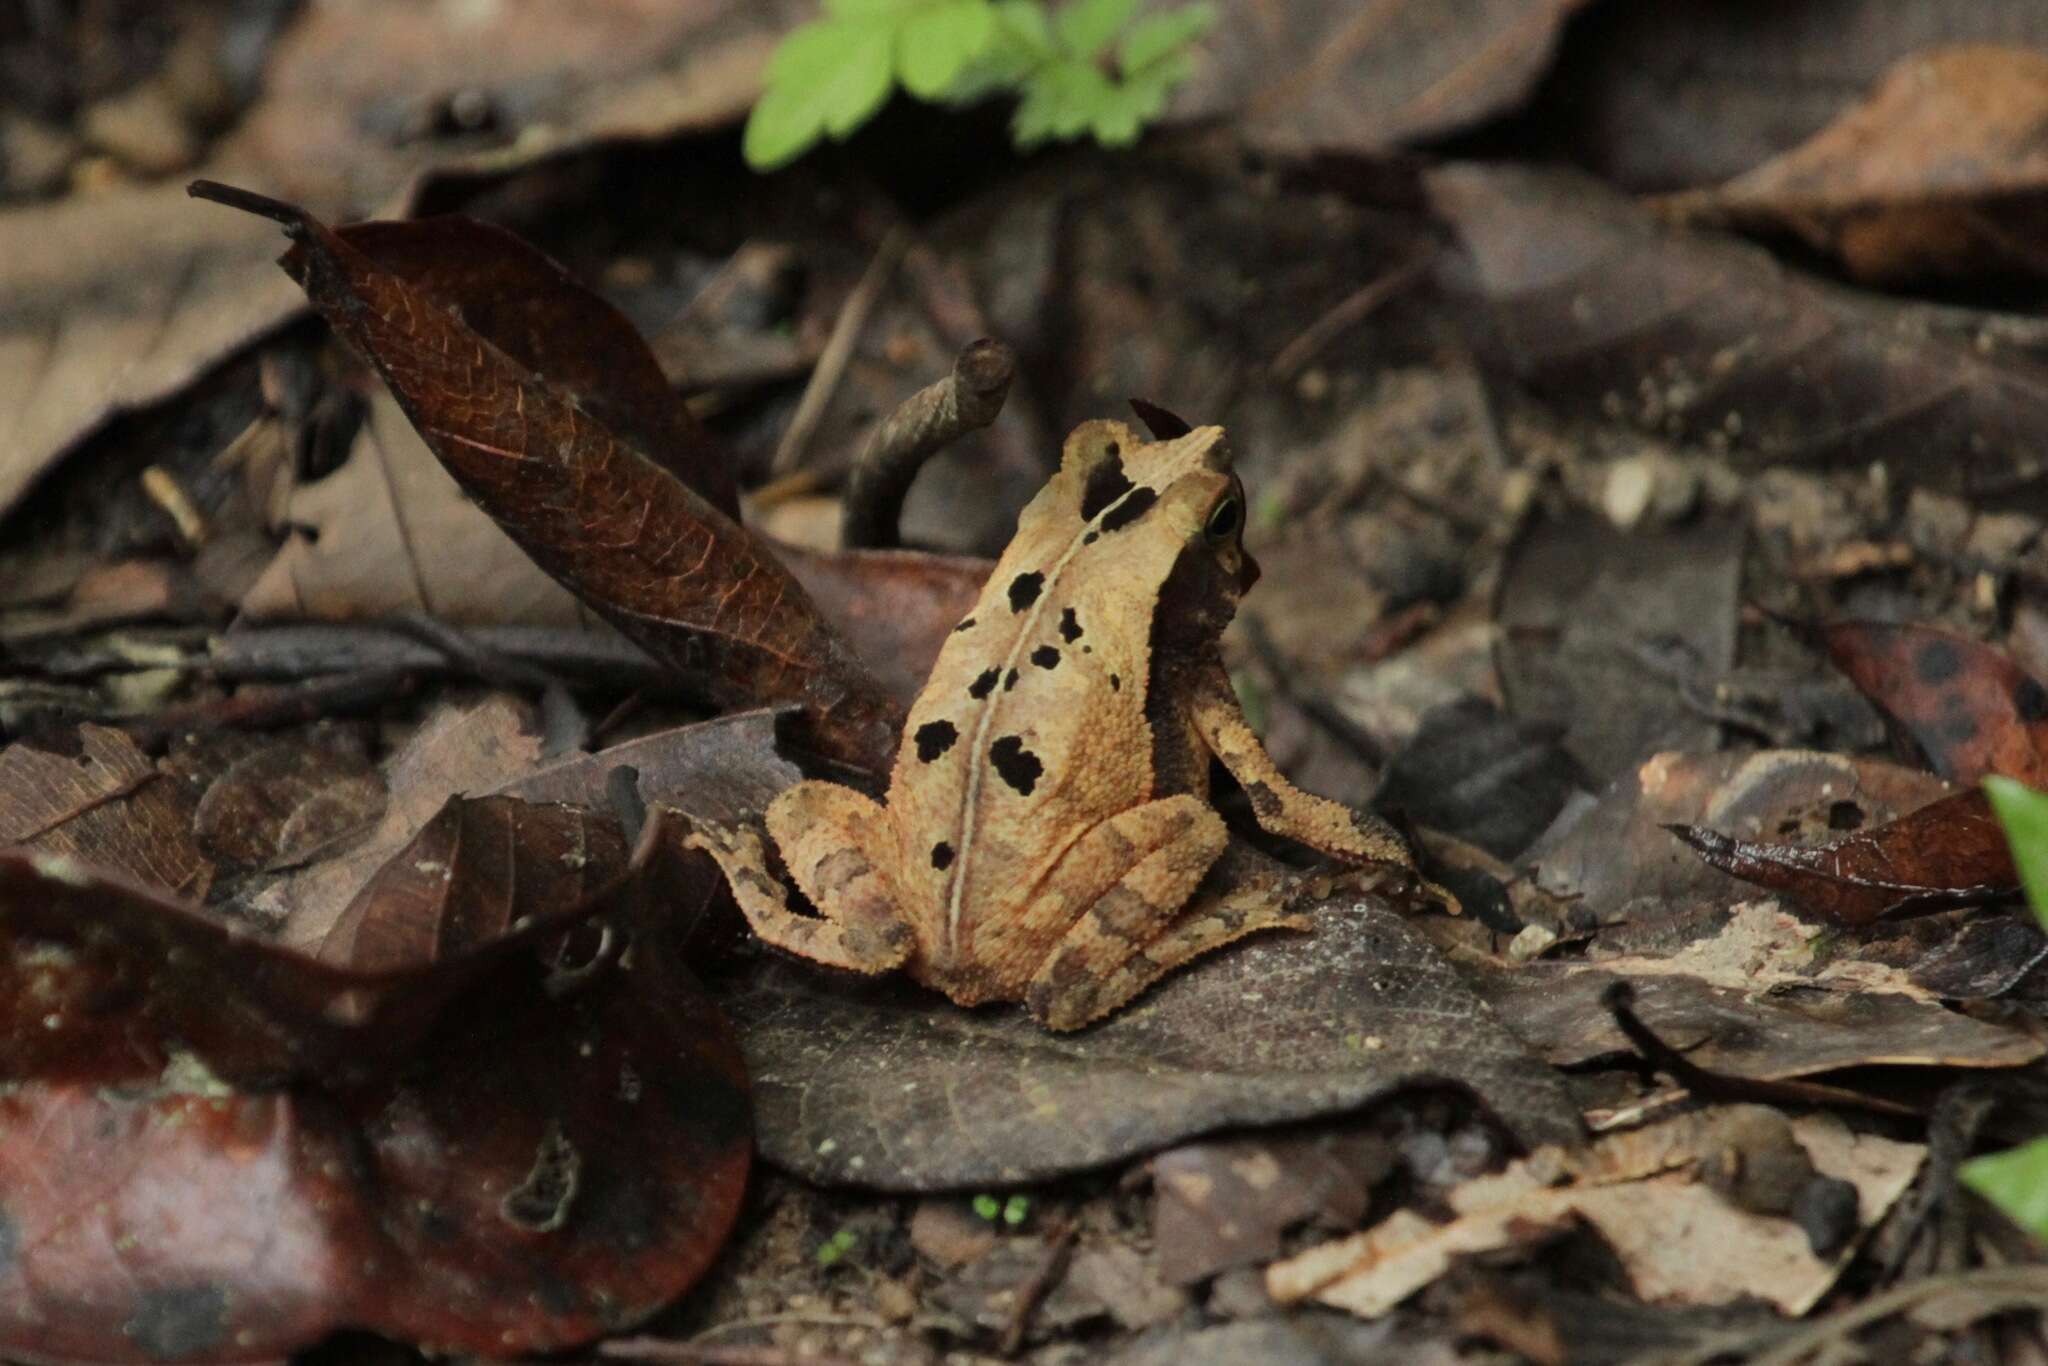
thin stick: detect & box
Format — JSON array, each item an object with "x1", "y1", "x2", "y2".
[
  {"x1": 841, "y1": 337, "x2": 1015, "y2": 549},
  {"x1": 1000, "y1": 1218, "x2": 1077, "y2": 1356},
  {"x1": 602, "y1": 1337, "x2": 859, "y2": 1365},
  {"x1": 770, "y1": 228, "x2": 908, "y2": 476},
  {"x1": 1268, "y1": 251, "x2": 1435, "y2": 382}
]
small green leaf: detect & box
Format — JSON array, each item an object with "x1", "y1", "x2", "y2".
[
  {"x1": 1963, "y1": 1137, "x2": 2048, "y2": 1241},
  {"x1": 1118, "y1": 1, "x2": 1215, "y2": 72},
  {"x1": 1986, "y1": 775, "x2": 2048, "y2": 930},
  {"x1": 1015, "y1": 57, "x2": 1113, "y2": 144},
  {"x1": 994, "y1": 0, "x2": 1055, "y2": 54},
  {"x1": 1002, "y1": 1193, "x2": 1031, "y2": 1225},
  {"x1": 1053, "y1": 0, "x2": 1137, "y2": 59},
  {"x1": 747, "y1": 18, "x2": 899, "y2": 169},
  {"x1": 900, "y1": 0, "x2": 996, "y2": 98},
  {"x1": 815, "y1": 1226, "x2": 860, "y2": 1266},
  {"x1": 972, "y1": 1193, "x2": 1002, "y2": 1221}
]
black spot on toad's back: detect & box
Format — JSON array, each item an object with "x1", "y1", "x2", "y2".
[
  {"x1": 2018, "y1": 676, "x2": 2048, "y2": 723},
  {"x1": 1084, "y1": 531, "x2": 1099, "y2": 545},
  {"x1": 1110, "y1": 674, "x2": 1121, "y2": 691},
  {"x1": 969, "y1": 668, "x2": 999, "y2": 699},
  {"x1": 1009, "y1": 572, "x2": 1044, "y2": 611},
  {"x1": 1060, "y1": 607, "x2": 1083, "y2": 642},
  {"x1": 1100, "y1": 487, "x2": 1158, "y2": 533},
  {"x1": 931, "y1": 841, "x2": 955, "y2": 869},
  {"x1": 1031, "y1": 645, "x2": 1061, "y2": 669},
  {"x1": 1916, "y1": 639, "x2": 1962, "y2": 684},
  {"x1": 1080, "y1": 454, "x2": 1135, "y2": 520},
  {"x1": 914, "y1": 720, "x2": 958, "y2": 761},
  {"x1": 954, "y1": 616, "x2": 976, "y2": 633},
  {"x1": 1004, "y1": 668, "x2": 1019, "y2": 691},
  {"x1": 990, "y1": 736, "x2": 1043, "y2": 795}
]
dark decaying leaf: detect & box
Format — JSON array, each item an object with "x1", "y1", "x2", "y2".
[
  {"x1": 1660, "y1": 46, "x2": 2048, "y2": 284},
  {"x1": 1493, "y1": 509, "x2": 1742, "y2": 784},
  {"x1": 1669, "y1": 788, "x2": 2017, "y2": 926},
  {"x1": 1152, "y1": 1131, "x2": 1392, "y2": 1286},
  {"x1": 0, "y1": 841, "x2": 749, "y2": 1361},
  {"x1": 190, "y1": 182, "x2": 901, "y2": 775},
  {"x1": 1428, "y1": 162, "x2": 2048, "y2": 496},
  {"x1": 726, "y1": 849, "x2": 1582, "y2": 1191},
  {"x1": 0, "y1": 724, "x2": 212, "y2": 900},
  {"x1": 173, "y1": 731, "x2": 386, "y2": 873},
  {"x1": 1815, "y1": 620, "x2": 2048, "y2": 785},
  {"x1": 317, "y1": 794, "x2": 628, "y2": 973},
  {"x1": 1487, "y1": 963, "x2": 2043, "y2": 1081}
]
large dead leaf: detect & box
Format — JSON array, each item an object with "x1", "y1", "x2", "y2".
[
  {"x1": 725, "y1": 854, "x2": 1582, "y2": 1191},
  {"x1": 1428, "y1": 162, "x2": 2048, "y2": 496},
  {"x1": 1662, "y1": 47, "x2": 2048, "y2": 283},
  {"x1": 0, "y1": 847, "x2": 749, "y2": 1361},
  {"x1": 199, "y1": 186, "x2": 901, "y2": 772},
  {"x1": 0, "y1": 0, "x2": 804, "y2": 525}
]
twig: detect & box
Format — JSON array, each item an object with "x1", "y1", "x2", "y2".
[
  {"x1": 127, "y1": 667, "x2": 421, "y2": 748},
  {"x1": 1000, "y1": 1218, "x2": 1077, "y2": 1356},
  {"x1": 841, "y1": 338, "x2": 1015, "y2": 549},
  {"x1": 770, "y1": 228, "x2": 908, "y2": 476},
  {"x1": 1268, "y1": 251, "x2": 1435, "y2": 381}
]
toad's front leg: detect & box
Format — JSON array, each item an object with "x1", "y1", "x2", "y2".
[
  {"x1": 683, "y1": 780, "x2": 913, "y2": 974},
  {"x1": 1183, "y1": 661, "x2": 1419, "y2": 868}
]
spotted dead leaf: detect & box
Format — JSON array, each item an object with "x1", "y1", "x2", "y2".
[
  {"x1": 725, "y1": 851, "x2": 1581, "y2": 1190},
  {"x1": 192, "y1": 182, "x2": 900, "y2": 773},
  {"x1": 1815, "y1": 619, "x2": 2048, "y2": 785}
]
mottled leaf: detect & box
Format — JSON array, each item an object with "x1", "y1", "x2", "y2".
[
  {"x1": 0, "y1": 724, "x2": 211, "y2": 900},
  {"x1": 1816, "y1": 620, "x2": 2048, "y2": 785}
]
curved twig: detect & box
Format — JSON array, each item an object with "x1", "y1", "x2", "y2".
[{"x1": 840, "y1": 337, "x2": 1015, "y2": 550}]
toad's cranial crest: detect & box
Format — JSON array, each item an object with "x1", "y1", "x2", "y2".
[{"x1": 686, "y1": 418, "x2": 1437, "y2": 1030}]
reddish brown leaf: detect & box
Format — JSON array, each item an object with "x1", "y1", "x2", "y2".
[
  {"x1": 1426, "y1": 162, "x2": 2048, "y2": 494},
  {"x1": 318, "y1": 794, "x2": 629, "y2": 974},
  {"x1": 1669, "y1": 788, "x2": 2018, "y2": 926},
  {"x1": 0, "y1": 725, "x2": 212, "y2": 900},
  {"x1": 779, "y1": 544, "x2": 989, "y2": 705},
  {"x1": 1661, "y1": 47, "x2": 2048, "y2": 283},
  {"x1": 1818, "y1": 620, "x2": 2048, "y2": 785},
  {"x1": 0, "y1": 841, "x2": 749, "y2": 1360},
  {"x1": 191, "y1": 181, "x2": 901, "y2": 775}
]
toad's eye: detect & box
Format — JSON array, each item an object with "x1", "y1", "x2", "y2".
[{"x1": 1205, "y1": 492, "x2": 1242, "y2": 543}]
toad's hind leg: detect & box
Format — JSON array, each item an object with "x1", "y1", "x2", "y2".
[
  {"x1": 684, "y1": 781, "x2": 911, "y2": 974},
  {"x1": 1021, "y1": 795, "x2": 1305, "y2": 1030}
]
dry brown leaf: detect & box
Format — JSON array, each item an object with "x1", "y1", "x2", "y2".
[
  {"x1": 1268, "y1": 1111, "x2": 1923, "y2": 1317},
  {"x1": 0, "y1": 723, "x2": 211, "y2": 899},
  {"x1": 1663, "y1": 47, "x2": 2048, "y2": 282}
]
